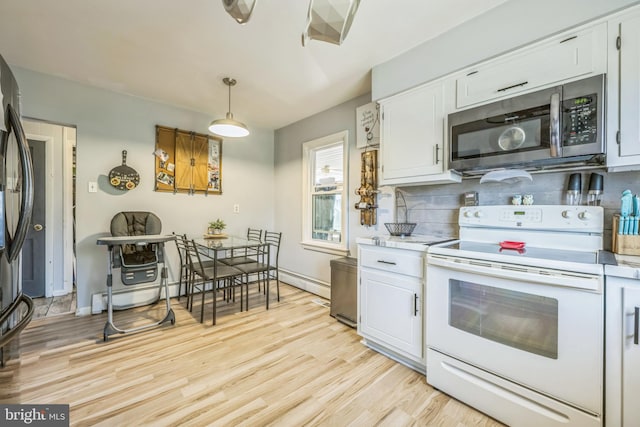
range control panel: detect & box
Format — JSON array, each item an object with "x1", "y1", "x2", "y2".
[{"x1": 459, "y1": 205, "x2": 604, "y2": 232}]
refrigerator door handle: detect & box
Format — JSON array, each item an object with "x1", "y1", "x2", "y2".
[
  {"x1": 0, "y1": 292, "x2": 34, "y2": 351},
  {"x1": 5, "y1": 104, "x2": 34, "y2": 262}
]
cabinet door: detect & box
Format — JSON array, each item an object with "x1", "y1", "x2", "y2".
[
  {"x1": 359, "y1": 268, "x2": 422, "y2": 359},
  {"x1": 623, "y1": 285, "x2": 640, "y2": 425},
  {"x1": 618, "y1": 12, "x2": 640, "y2": 159},
  {"x1": 606, "y1": 9, "x2": 640, "y2": 170},
  {"x1": 380, "y1": 81, "x2": 445, "y2": 184},
  {"x1": 456, "y1": 22, "x2": 607, "y2": 109}
]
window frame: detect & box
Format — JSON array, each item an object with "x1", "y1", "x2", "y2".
[{"x1": 301, "y1": 130, "x2": 349, "y2": 256}]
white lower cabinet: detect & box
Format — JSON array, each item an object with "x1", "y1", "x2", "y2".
[
  {"x1": 357, "y1": 245, "x2": 425, "y2": 371},
  {"x1": 605, "y1": 272, "x2": 640, "y2": 427}
]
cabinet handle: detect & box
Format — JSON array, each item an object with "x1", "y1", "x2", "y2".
[
  {"x1": 377, "y1": 260, "x2": 397, "y2": 265},
  {"x1": 435, "y1": 144, "x2": 440, "y2": 165},
  {"x1": 497, "y1": 81, "x2": 528, "y2": 93},
  {"x1": 635, "y1": 307, "x2": 639, "y2": 345},
  {"x1": 414, "y1": 293, "x2": 418, "y2": 316}
]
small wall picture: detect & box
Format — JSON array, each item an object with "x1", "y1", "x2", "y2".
[{"x1": 356, "y1": 102, "x2": 380, "y2": 148}]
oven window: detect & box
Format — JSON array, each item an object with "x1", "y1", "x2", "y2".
[{"x1": 449, "y1": 280, "x2": 558, "y2": 359}]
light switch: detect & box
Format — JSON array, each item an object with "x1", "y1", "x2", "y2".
[{"x1": 88, "y1": 181, "x2": 98, "y2": 193}]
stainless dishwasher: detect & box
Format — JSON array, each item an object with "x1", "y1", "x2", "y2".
[{"x1": 330, "y1": 257, "x2": 357, "y2": 328}]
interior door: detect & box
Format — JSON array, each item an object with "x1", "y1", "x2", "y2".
[{"x1": 22, "y1": 139, "x2": 45, "y2": 297}]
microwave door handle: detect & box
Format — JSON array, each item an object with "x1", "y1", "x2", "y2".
[
  {"x1": 6, "y1": 104, "x2": 34, "y2": 263},
  {"x1": 549, "y1": 92, "x2": 561, "y2": 157}
]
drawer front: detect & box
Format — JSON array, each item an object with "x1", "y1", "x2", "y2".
[{"x1": 359, "y1": 245, "x2": 424, "y2": 278}]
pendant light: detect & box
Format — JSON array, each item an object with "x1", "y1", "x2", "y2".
[
  {"x1": 222, "y1": 0, "x2": 257, "y2": 25},
  {"x1": 209, "y1": 77, "x2": 250, "y2": 138}
]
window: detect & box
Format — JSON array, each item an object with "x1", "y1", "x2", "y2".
[{"x1": 302, "y1": 131, "x2": 348, "y2": 255}]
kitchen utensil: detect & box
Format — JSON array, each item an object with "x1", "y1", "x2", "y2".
[
  {"x1": 621, "y1": 189, "x2": 633, "y2": 217},
  {"x1": 566, "y1": 173, "x2": 582, "y2": 205},
  {"x1": 109, "y1": 150, "x2": 140, "y2": 191}
]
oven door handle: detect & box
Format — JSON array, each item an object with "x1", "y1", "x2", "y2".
[
  {"x1": 426, "y1": 254, "x2": 602, "y2": 292},
  {"x1": 635, "y1": 307, "x2": 639, "y2": 345},
  {"x1": 549, "y1": 91, "x2": 561, "y2": 158}
]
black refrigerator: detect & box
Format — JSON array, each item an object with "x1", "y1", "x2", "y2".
[{"x1": 0, "y1": 54, "x2": 34, "y2": 367}]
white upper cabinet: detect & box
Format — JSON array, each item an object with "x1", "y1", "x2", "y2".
[
  {"x1": 607, "y1": 6, "x2": 640, "y2": 171},
  {"x1": 456, "y1": 22, "x2": 608, "y2": 109},
  {"x1": 379, "y1": 78, "x2": 461, "y2": 186}
]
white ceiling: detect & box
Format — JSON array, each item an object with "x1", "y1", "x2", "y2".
[{"x1": 0, "y1": 0, "x2": 508, "y2": 131}]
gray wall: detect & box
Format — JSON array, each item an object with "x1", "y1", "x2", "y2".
[
  {"x1": 274, "y1": 93, "x2": 394, "y2": 295},
  {"x1": 373, "y1": 0, "x2": 640, "y2": 100},
  {"x1": 14, "y1": 67, "x2": 275, "y2": 313}
]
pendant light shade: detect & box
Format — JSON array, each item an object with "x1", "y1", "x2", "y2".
[
  {"x1": 209, "y1": 77, "x2": 250, "y2": 138},
  {"x1": 221, "y1": 0, "x2": 257, "y2": 25},
  {"x1": 302, "y1": 0, "x2": 361, "y2": 46}
]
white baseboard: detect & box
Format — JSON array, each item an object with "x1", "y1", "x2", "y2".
[
  {"x1": 280, "y1": 270, "x2": 330, "y2": 299},
  {"x1": 90, "y1": 282, "x2": 181, "y2": 314},
  {"x1": 76, "y1": 306, "x2": 92, "y2": 316},
  {"x1": 52, "y1": 289, "x2": 68, "y2": 297}
]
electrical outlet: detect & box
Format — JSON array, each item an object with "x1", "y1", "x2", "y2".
[
  {"x1": 88, "y1": 181, "x2": 98, "y2": 193},
  {"x1": 233, "y1": 204, "x2": 240, "y2": 214}
]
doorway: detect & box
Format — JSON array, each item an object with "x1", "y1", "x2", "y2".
[{"x1": 22, "y1": 120, "x2": 76, "y2": 318}]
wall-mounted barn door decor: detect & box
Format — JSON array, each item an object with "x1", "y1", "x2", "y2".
[{"x1": 154, "y1": 125, "x2": 222, "y2": 195}]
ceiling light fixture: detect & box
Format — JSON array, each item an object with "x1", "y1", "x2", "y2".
[
  {"x1": 302, "y1": 0, "x2": 361, "y2": 46},
  {"x1": 209, "y1": 77, "x2": 250, "y2": 138},
  {"x1": 222, "y1": 0, "x2": 257, "y2": 25}
]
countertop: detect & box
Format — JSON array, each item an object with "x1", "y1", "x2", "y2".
[
  {"x1": 606, "y1": 254, "x2": 640, "y2": 279},
  {"x1": 356, "y1": 234, "x2": 455, "y2": 252}
]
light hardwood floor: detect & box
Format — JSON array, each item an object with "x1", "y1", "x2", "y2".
[{"x1": 1, "y1": 283, "x2": 504, "y2": 426}]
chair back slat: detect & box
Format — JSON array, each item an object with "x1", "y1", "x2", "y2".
[{"x1": 247, "y1": 228, "x2": 263, "y2": 242}]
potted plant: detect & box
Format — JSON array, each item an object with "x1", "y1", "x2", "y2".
[{"x1": 208, "y1": 219, "x2": 226, "y2": 235}]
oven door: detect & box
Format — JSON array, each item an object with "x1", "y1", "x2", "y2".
[{"x1": 426, "y1": 254, "x2": 603, "y2": 414}]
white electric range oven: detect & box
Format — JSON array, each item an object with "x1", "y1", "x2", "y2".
[{"x1": 426, "y1": 205, "x2": 605, "y2": 427}]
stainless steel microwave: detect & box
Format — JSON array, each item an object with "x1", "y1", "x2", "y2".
[{"x1": 449, "y1": 74, "x2": 605, "y2": 174}]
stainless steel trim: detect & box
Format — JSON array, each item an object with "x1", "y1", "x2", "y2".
[
  {"x1": 549, "y1": 92, "x2": 561, "y2": 158},
  {"x1": 6, "y1": 104, "x2": 34, "y2": 263}
]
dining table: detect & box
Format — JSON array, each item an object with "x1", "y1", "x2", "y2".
[{"x1": 192, "y1": 235, "x2": 272, "y2": 310}]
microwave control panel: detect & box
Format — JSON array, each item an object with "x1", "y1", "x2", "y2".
[{"x1": 563, "y1": 94, "x2": 598, "y2": 146}]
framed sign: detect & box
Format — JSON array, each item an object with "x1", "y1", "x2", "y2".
[{"x1": 356, "y1": 102, "x2": 380, "y2": 148}]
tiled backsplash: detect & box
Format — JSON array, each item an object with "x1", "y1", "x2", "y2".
[{"x1": 393, "y1": 168, "x2": 640, "y2": 250}]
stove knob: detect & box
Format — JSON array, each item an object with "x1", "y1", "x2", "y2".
[
  {"x1": 474, "y1": 211, "x2": 484, "y2": 218},
  {"x1": 562, "y1": 210, "x2": 573, "y2": 218},
  {"x1": 464, "y1": 211, "x2": 473, "y2": 218},
  {"x1": 578, "y1": 211, "x2": 592, "y2": 220}
]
